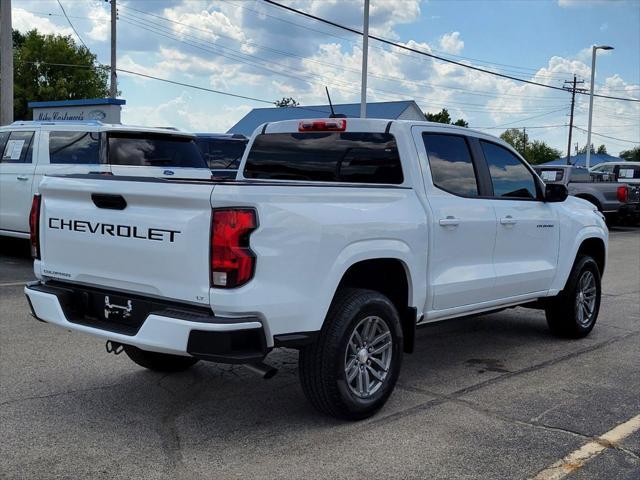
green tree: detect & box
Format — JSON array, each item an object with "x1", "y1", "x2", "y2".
[
  {"x1": 619, "y1": 146, "x2": 640, "y2": 161},
  {"x1": 577, "y1": 144, "x2": 595, "y2": 155},
  {"x1": 274, "y1": 97, "x2": 299, "y2": 107},
  {"x1": 525, "y1": 140, "x2": 563, "y2": 165},
  {"x1": 596, "y1": 144, "x2": 607, "y2": 155},
  {"x1": 500, "y1": 128, "x2": 528, "y2": 153},
  {"x1": 500, "y1": 128, "x2": 561, "y2": 164},
  {"x1": 12, "y1": 30, "x2": 110, "y2": 120},
  {"x1": 424, "y1": 108, "x2": 467, "y2": 127}
]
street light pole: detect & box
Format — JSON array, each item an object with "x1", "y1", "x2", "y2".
[
  {"x1": 110, "y1": 0, "x2": 117, "y2": 98},
  {"x1": 359, "y1": 0, "x2": 369, "y2": 119},
  {"x1": 585, "y1": 45, "x2": 613, "y2": 169}
]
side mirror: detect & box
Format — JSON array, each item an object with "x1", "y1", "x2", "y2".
[{"x1": 545, "y1": 183, "x2": 568, "y2": 203}]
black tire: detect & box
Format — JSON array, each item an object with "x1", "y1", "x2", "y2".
[
  {"x1": 123, "y1": 345, "x2": 199, "y2": 372},
  {"x1": 298, "y1": 288, "x2": 403, "y2": 420},
  {"x1": 545, "y1": 256, "x2": 601, "y2": 338}
]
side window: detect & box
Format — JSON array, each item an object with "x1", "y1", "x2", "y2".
[
  {"x1": 0, "y1": 132, "x2": 9, "y2": 156},
  {"x1": 481, "y1": 141, "x2": 537, "y2": 199},
  {"x1": 571, "y1": 168, "x2": 591, "y2": 182},
  {"x1": 49, "y1": 131, "x2": 100, "y2": 164},
  {"x1": 422, "y1": 133, "x2": 478, "y2": 197},
  {"x1": 1, "y1": 131, "x2": 35, "y2": 163}
]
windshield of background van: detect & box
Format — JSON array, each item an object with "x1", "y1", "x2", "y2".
[
  {"x1": 196, "y1": 139, "x2": 246, "y2": 169},
  {"x1": 108, "y1": 133, "x2": 206, "y2": 168},
  {"x1": 244, "y1": 132, "x2": 403, "y2": 184}
]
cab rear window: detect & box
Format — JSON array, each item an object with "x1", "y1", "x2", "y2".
[
  {"x1": 536, "y1": 168, "x2": 564, "y2": 183},
  {"x1": 243, "y1": 132, "x2": 403, "y2": 184},
  {"x1": 108, "y1": 133, "x2": 206, "y2": 168}
]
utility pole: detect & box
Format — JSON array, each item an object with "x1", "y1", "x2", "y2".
[
  {"x1": 0, "y1": 0, "x2": 13, "y2": 125},
  {"x1": 110, "y1": 0, "x2": 117, "y2": 97},
  {"x1": 586, "y1": 45, "x2": 614, "y2": 169},
  {"x1": 522, "y1": 127, "x2": 527, "y2": 159},
  {"x1": 563, "y1": 75, "x2": 585, "y2": 165},
  {"x1": 359, "y1": 0, "x2": 369, "y2": 118}
]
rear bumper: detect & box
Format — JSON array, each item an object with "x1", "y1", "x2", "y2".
[{"x1": 25, "y1": 281, "x2": 269, "y2": 364}]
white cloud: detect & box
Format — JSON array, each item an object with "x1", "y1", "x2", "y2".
[
  {"x1": 12, "y1": 8, "x2": 73, "y2": 36},
  {"x1": 558, "y1": 0, "x2": 622, "y2": 7},
  {"x1": 17, "y1": 1, "x2": 638, "y2": 156},
  {"x1": 122, "y1": 92, "x2": 252, "y2": 132},
  {"x1": 86, "y1": 8, "x2": 110, "y2": 42},
  {"x1": 439, "y1": 32, "x2": 464, "y2": 55}
]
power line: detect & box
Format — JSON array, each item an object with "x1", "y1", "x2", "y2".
[
  {"x1": 221, "y1": 0, "x2": 573, "y2": 82},
  {"x1": 118, "y1": 13, "x2": 569, "y2": 114},
  {"x1": 475, "y1": 124, "x2": 568, "y2": 130},
  {"x1": 16, "y1": 59, "x2": 334, "y2": 114},
  {"x1": 264, "y1": 0, "x2": 640, "y2": 103},
  {"x1": 117, "y1": 6, "x2": 566, "y2": 104},
  {"x1": 116, "y1": 68, "x2": 279, "y2": 104},
  {"x1": 56, "y1": 0, "x2": 88, "y2": 49},
  {"x1": 26, "y1": 5, "x2": 639, "y2": 91},
  {"x1": 573, "y1": 126, "x2": 639, "y2": 144},
  {"x1": 488, "y1": 107, "x2": 570, "y2": 129}
]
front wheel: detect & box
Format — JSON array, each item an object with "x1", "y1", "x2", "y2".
[
  {"x1": 298, "y1": 288, "x2": 403, "y2": 420},
  {"x1": 545, "y1": 256, "x2": 601, "y2": 338},
  {"x1": 123, "y1": 345, "x2": 199, "y2": 372}
]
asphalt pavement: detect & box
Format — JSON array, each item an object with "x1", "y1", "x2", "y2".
[{"x1": 1, "y1": 227, "x2": 638, "y2": 479}]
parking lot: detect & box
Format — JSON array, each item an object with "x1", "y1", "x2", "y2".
[{"x1": 0, "y1": 227, "x2": 638, "y2": 480}]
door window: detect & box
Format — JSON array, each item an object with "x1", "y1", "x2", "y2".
[
  {"x1": 49, "y1": 131, "x2": 100, "y2": 164},
  {"x1": 1, "y1": 131, "x2": 35, "y2": 163},
  {"x1": 480, "y1": 141, "x2": 537, "y2": 199},
  {"x1": 422, "y1": 133, "x2": 479, "y2": 196}
]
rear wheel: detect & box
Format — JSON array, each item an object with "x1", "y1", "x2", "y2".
[
  {"x1": 545, "y1": 256, "x2": 601, "y2": 338},
  {"x1": 123, "y1": 345, "x2": 199, "y2": 372},
  {"x1": 298, "y1": 288, "x2": 403, "y2": 420}
]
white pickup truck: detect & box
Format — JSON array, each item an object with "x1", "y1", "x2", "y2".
[{"x1": 25, "y1": 119, "x2": 608, "y2": 419}]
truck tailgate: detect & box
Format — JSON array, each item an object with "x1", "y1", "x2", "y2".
[{"x1": 37, "y1": 176, "x2": 214, "y2": 306}]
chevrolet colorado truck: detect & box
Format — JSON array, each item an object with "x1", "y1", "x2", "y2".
[
  {"x1": 25, "y1": 119, "x2": 608, "y2": 419},
  {"x1": 533, "y1": 164, "x2": 639, "y2": 221}
]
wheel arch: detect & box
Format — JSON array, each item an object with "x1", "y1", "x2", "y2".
[
  {"x1": 577, "y1": 237, "x2": 606, "y2": 275},
  {"x1": 551, "y1": 228, "x2": 607, "y2": 294},
  {"x1": 329, "y1": 257, "x2": 417, "y2": 354}
]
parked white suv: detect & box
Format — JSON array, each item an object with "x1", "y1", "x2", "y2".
[
  {"x1": 0, "y1": 121, "x2": 211, "y2": 238},
  {"x1": 25, "y1": 118, "x2": 608, "y2": 419}
]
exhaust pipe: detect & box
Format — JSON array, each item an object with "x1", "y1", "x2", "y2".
[
  {"x1": 105, "y1": 340, "x2": 124, "y2": 355},
  {"x1": 244, "y1": 362, "x2": 278, "y2": 379}
]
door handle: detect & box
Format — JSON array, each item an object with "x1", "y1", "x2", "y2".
[
  {"x1": 439, "y1": 216, "x2": 460, "y2": 227},
  {"x1": 500, "y1": 215, "x2": 517, "y2": 225},
  {"x1": 17, "y1": 176, "x2": 29, "y2": 181}
]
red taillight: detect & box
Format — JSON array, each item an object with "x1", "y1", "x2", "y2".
[
  {"x1": 298, "y1": 119, "x2": 346, "y2": 132},
  {"x1": 617, "y1": 185, "x2": 628, "y2": 203},
  {"x1": 29, "y1": 194, "x2": 41, "y2": 259},
  {"x1": 210, "y1": 208, "x2": 257, "y2": 288}
]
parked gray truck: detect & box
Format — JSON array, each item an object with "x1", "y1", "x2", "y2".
[{"x1": 534, "y1": 165, "x2": 640, "y2": 222}]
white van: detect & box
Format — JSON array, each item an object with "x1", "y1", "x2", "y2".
[{"x1": 0, "y1": 121, "x2": 211, "y2": 238}]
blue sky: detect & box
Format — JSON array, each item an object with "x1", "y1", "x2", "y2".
[{"x1": 14, "y1": 0, "x2": 640, "y2": 155}]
